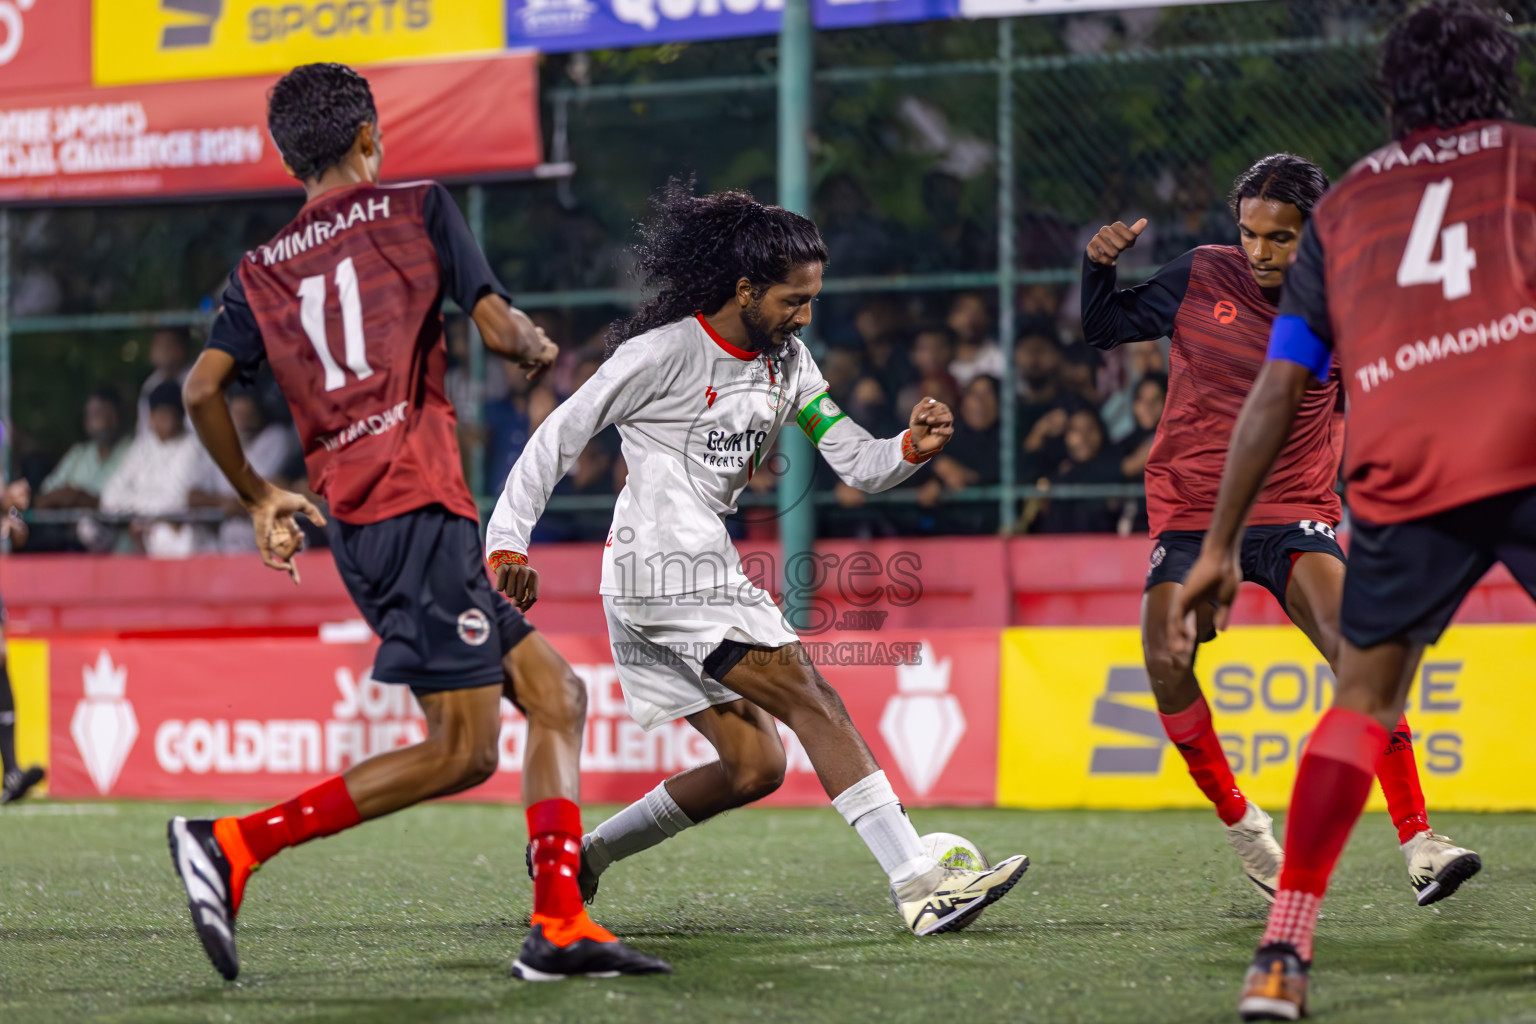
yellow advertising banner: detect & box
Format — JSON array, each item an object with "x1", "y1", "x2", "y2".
[
  {"x1": 9, "y1": 639, "x2": 50, "y2": 790},
  {"x1": 94, "y1": 1, "x2": 504, "y2": 86},
  {"x1": 998, "y1": 625, "x2": 1536, "y2": 811}
]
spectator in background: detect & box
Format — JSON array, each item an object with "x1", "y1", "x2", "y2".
[
  {"x1": 36, "y1": 389, "x2": 130, "y2": 510},
  {"x1": 897, "y1": 325, "x2": 960, "y2": 412},
  {"x1": 1032, "y1": 407, "x2": 1122, "y2": 534},
  {"x1": 1118, "y1": 372, "x2": 1167, "y2": 481},
  {"x1": 484, "y1": 359, "x2": 535, "y2": 490},
  {"x1": 915, "y1": 375, "x2": 1001, "y2": 534},
  {"x1": 189, "y1": 391, "x2": 298, "y2": 552},
  {"x1": 1015, "y1": 332, "x2": 1079, "y2": 482},
  {"x1": 1115, "y1": 371, "x2": 1167, "y2": 536},
  {"x1": 101, "y1": 381, "x2": 201, "y2": 556},
  {"x1": 135, "y1": 328, "x2": 192, "y2": 438},
  {"x1": 910, "y1": 171, "x2": 993, "y2": 272},
  {"x1": 1059, "y1": 344, "x2": 1105, "y2": 407},
  {"x1": 946, "y1": 292, "x2": 1004, "y2": 386},
  {"x1": 1100, "y1": 339, "x2": 1168, "y2": 442}
]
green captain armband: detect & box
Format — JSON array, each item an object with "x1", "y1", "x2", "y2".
[{"x1": 797, "y1": 392, "x2": 848, "y2": 447}]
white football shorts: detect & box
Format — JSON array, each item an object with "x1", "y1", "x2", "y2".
[{"x1": 602, "y1": 585, "x2": 800, "y2": 730}]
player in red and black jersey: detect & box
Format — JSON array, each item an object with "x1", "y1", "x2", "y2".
[
  {"x1": 1175, "y1": 3, "x2": 1528, "y2": 1017},
  {"x1": 1082, "y1": 154, "x2": 1475, "y2": 907},
  {"x1": 166, "y1": 63, "x2": 667, "y2": 983}
]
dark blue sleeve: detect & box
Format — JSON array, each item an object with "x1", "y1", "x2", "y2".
[
  {"x1": 422, "y1": 183, "x2": 511, "y2": 313},
  {"x1": 1080, "y1": 249, "x2": 1194, "y2": 350},
  {"x1": 206, "y1": 267, "x2": 266, "y2": 372},
  {"x1": 1271, "y1": 227, "x2": 1334, "y2": 380},
  {"x1": 1277, "y1": 226, "x2": 1332, "y2": 346}
]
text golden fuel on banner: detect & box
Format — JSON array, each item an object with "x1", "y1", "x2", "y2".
[
  {"x1": 997, "y1": 625, "x2": 1536, "y2": 811},
  {"x1": 93, "y1": 0, "x2": 504, "y2": 86}
]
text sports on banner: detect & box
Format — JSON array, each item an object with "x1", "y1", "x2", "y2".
[
  {"x1": 93, "y1": 0, "x2": 505, "y2": 86},
  {"x1": 0, "y1": 54, "x2": 541, "y2": 202},
  {"x1": 997, "y1": 626, "x2": 1536, "y2": 812}
]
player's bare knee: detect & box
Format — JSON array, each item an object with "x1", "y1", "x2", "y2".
[
  {"x1": 519, "y1": 666, "x2": 586, "y2": 737},
  {"x1": 724, "y1": 744, "x2": 786, "y2": 803}
]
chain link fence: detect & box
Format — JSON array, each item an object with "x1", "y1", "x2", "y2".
[{"x1": 9, "y1": 0, "x2": 1535, "y2": 549}]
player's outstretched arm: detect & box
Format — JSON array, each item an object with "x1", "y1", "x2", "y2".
[
  {"x1": 1169, "y1": 356, "x2": 1314, "y2": 652},
  {"x1": 185, "y1": 349, "x2": 325, "y2": 583},
  {"x1": 485, "y1": 340, "x2": 660, "y2": 610},
  {"x1": 472, "y1": 294, "x2": 557, "y2": 383},
  {"x1": 1080, "y1": 222, "x2": 1193, "y2": 351}
]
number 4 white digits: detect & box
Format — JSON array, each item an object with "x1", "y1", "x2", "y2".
[
  {"x1": 298, "y1": 256, "x2": 373, "y2": 392},
  {"x1": 1397, "y1": 178, "x2": 1476, "y2": 301}
]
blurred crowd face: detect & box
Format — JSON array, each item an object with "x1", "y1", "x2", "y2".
[
  {"x1": 1132, "y1": 377, "x2": 1167, "y2": 432},
  {"x1": 150, "y1": 404, "x2": 183, "y2": 443},
  {"x1": 961, "y1": 376, "x2": 998, "y2": 432},
  {"x1": 822, "y1": 349, "x2": 860, "y2": 398},
  {"x1": 228, "y1": 394, "x2": 264, "y2": 439},
  {"x1": 84, "y1": 396, "x2": 120, "y2": 446},
  {"x1": 1015, "y1": 334, "x2": 1061, "y2": 390},
  {"x1": 1065, "y1": 409, "x2": 1105, "y2": 464},
  {"x1": 946, "y1": 293, "x2": 990, "y2": 346},
  {"x1": 911, "y1": 329, "x2": 953, "y2": 377},
  {"x1": 149, "y1": 329, "x2": 189, "y2": 374},
  {"x1": 1127, "y1": 341, "x2": 1166, "y2": 379},
  {"x1": 572, "y1": 356, "x2": 603, "y2": 393}
]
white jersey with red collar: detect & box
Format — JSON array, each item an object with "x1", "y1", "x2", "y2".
[{"x1": 486, "y1": 314, "x2": 918, "y2": 598}]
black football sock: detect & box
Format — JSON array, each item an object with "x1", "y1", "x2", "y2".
[{"x1": 0, "y1": 661, "x2": 16, "y2": 775}]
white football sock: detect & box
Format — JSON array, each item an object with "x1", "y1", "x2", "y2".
[
  {"x1": 831, "y1": 770, "x2": 935, "y2": 887},
  {"x1": 585, "y1": 781, "x2": 695, "y2": 876}
]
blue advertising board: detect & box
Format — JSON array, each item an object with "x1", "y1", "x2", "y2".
[{"x1": 506, "y1": 0, "x2": 959, "y2": 53}]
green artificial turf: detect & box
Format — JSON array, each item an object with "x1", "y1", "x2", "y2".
[{"x1": 2, "y1": 802, "x2": 1534, "y2": 1023}]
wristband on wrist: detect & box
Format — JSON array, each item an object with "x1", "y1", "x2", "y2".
[
  {"x1": 902, "y1": 430, "x2": 939, "y2": 465},
  {"x1": 487, "y1": 550, "x2": 528, "y2": 571}
]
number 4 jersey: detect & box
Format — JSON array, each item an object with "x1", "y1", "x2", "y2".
[
  {"x1": 208, "y1": 181, "x2": 501, "y2": 525},
  {"x1": 1281, "y1": 120, "x2": 1536, "y2": 525}
]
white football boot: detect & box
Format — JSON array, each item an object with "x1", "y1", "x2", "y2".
[
  {"x1": 892, "y1": 854, "x2": 1030, "y2": 935},
  {"x1": 1226, "y1": 801, "x2": 1283, "y2": 903},
  {"x1": 1403, "y1": 830, "x2": 1481, "y2": 906}
]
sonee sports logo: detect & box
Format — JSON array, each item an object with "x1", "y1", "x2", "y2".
[
  {"x1": 1213, "y1": 300, "x2": 1238, "y2": 325},
  {"x1": 456, "y1": 609, "x2": 491, "y2": 647}
]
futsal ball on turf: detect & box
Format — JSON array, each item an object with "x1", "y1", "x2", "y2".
[{"x1": 921, "y1": 832, "x2": 989, "y2": 872}]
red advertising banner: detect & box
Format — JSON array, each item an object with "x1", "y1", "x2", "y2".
[
  {"x1": 0, "y1": 0, "x2": 92, "y2": 94},
  {"x1": 46, "y1": 629, "x2": 999, "y2": 807},
  {"x1": 0, "y1": 52, "x2": 540, "y2": 202}
]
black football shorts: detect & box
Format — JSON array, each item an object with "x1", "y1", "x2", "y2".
[
  {"x1": 1342, "y1": 485, "x2": 1536, "y2": 648},
  {"x1": 1147, "y1": 519, "x2": 1345, "y2": 610},
  {"x1": 327, "y1": 504, "x2": 534, "y2": 694}
]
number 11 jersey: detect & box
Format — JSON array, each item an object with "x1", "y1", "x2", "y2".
[
  {"x1": 1283, "y1": 119, "x2": 1536, "y2": 525},
  {"x1": 208, "y1": 181, "x2": 504, "y2": 525}
]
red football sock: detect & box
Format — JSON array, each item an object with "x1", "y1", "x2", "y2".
[
  {"x1": 233, "y1": 776, "x2": 363, "y2": 866},
  {"x1": 1160, "y1": 693, "x2": 1247, "y2": 826},
  {"x1": 1261, "y1": 708, "x2": 1386, "y2": 960},
  {"x1": 1376, "y1": 713, "x2": 1430, "y2": 843},
  {"x1": 527, "y1": 798, "x2": 589, "y2": 922}
]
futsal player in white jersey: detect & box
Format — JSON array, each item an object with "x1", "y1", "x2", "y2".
[{"x1": 487, "y1": 183, "x2": 1028, "y2": 936}]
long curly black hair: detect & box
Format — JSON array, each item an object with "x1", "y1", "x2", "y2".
[
  {"x1": 1382, "y1": 0, "x2": 1522, "y2": 139},
  {"x1": 1227, "y1": 153, "x2": 1330, "y2": 221},
  {"x1": 606, "y1": 180, "x2": 829, "y2": 355}
]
